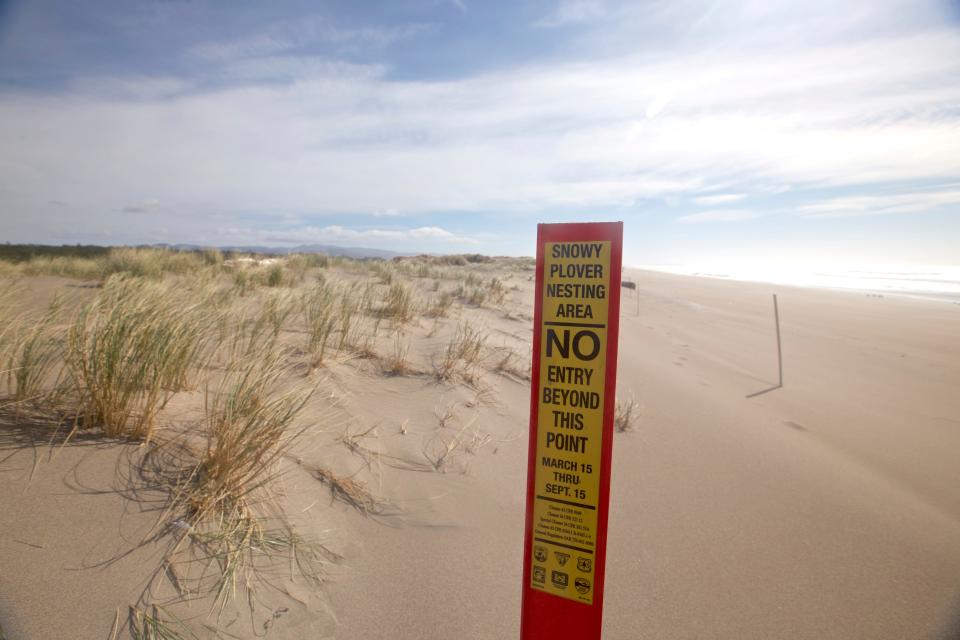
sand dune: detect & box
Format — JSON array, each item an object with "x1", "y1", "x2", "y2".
[{"x1": 2, "y1": 264, "x2": 959, "y2": 639}]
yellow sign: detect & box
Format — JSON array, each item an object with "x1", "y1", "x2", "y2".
[{"x1": 529, "y1": 241, "x2": 611, "y2": 604}]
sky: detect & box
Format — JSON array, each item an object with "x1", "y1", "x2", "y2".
[{"x1": 1, "y1": 0, "x2": 959, "y2": 267}]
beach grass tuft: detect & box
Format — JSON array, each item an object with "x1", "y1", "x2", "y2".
[
  {"x1": 614, "y1": 395, "x2": 638, "y2": 432},
  {"x1": 434, "y1": 321, "x2": 487, "y2": 383},
  {"x1": 66, "y1": 276, "x2": 212, "y2": 441},
  {"x1": 4, "y1": 295, "x2": 67, "y2": 403}
]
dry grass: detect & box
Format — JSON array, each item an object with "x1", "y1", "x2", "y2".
[
  {"x1": 11, "y1": 247, "x2": 209, "y2": 282},
  {"x1": 433, "y1": 401, "x2": 458, "y2": 428},
  {"x1": 338, "y1": 422, "x2": 434, "y2": 473},
  {"x1": 0, "y1": 283, "x2": 22, "y2": 374},
  {"x1": 127, "y1": 605, "x2": 195, "y2": 640},
  {"x1": 487, "y1": 277, "x2": 506, "y2": 306},
  {"x1": 157, "y1": 347, "x2": 320, "y2": 613},
  {"x1": 300, "y1": 279, "x2": 381, "y2": 366},
  {"x1": 422, "y1": 418, "x2": 490, "y2": 473},
  {"x1": 190, "y1": 351, "x2": 312, "y2": 525},
  {"x1": 337, "y1": 422, "x2": 381, "y2": 467},
  {"x1": 286, "y1": 252, "x2": 329, "y2": 272},
  {"x1": 383, "y1": 330, "x2": 412, "y2": 375},
  {"x1": 371, "y1": 262, "x2": 394, "y2": 285},
  {"x1": 615, "y1": 395, "x2": 639, "y2": 432},
  {"x1": 494, "y1": 348, "x2": 531, "y2": 381},
  {"x1": 335, "y1": 282, "x2": 369, "y2": 353},
  {"x1": 262, "y1": 289, "x2": 296, "y2": 339},
  {"x1": 20, "y1": 255, "x2": 106, "y2": 280},
  {"x1": 434, "y1": 321, "x2": 487, "y2": 383},
  {"x1": 3, "y1": 295, "x2": 67, "y2": 403},
  {"x1": 0, "y1": 249, "x2": 538, "y2": 635},
  {"x1": 66, "y1": 276, "x2": 212, "y2": 441},
  {"x1": 228, "y1": 258, "x2": 305, "y2": 294},
  {"x1": 310, "y1": 466, "x2": 384, "y2": 515},
  {"x1": 381, "y1": 282, "x2": 417, "y2": 324},
  {"x1": 302, "y1": 280, "x2": 338, "y2": 365},
  {"x1": 426, "y1": 291, "x2": 454, "y2": 318}
]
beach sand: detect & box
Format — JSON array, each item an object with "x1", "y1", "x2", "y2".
[{"x1": 2, "y1": 266, "x2": 959, "y2": 638}]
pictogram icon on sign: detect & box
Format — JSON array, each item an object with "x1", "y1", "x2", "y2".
[{"x1": 575, "y1": 578, "x2": 592, "y2": 594}]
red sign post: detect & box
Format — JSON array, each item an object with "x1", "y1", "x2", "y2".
[{"x1": 521, "y1": 222, "x2": 623, "y2": 639}]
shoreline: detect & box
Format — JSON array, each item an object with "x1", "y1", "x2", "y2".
[{"x1": 630, "y1": 265, "x2": 960, "y2": 304}]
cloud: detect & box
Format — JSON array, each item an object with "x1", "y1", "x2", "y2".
[
  {"x1": 121, "y1": 199, "x2": 161, "y2": 214},
  {"x1": 223, "y1": 224, "x2": 472, "y2": 247},
  {"x1": 677, "y1": 209, "x2": 767, "y2": 223},
  {"x1": 190, "y1": 16, "x2": 429, "y2": 62},
  {"x1": 1, "y1": 0, "x2": 959, "y2": 249},
  {"x1": 536, "y1": 1, "x2": 607, "y2": 28},
  {"x1": 645, "y1": 91, "x2": 671, "y2": 119},
  {"x1": 693, "y1": 194, "x2": 747, "y2": 206},
  {"x1": 797, "y1": 188, "x2": 960, "y2": 218}
]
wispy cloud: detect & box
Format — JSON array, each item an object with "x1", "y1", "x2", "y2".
[
  {"x1": 5, "y1": 27, "x2": 956, "y2": 221},
  {"x1": 0, "y1": 0, "x2": 958, "y2": 259},
  {"x1": 220, "y1": 224, "x2": 474, "y2": 247},
  {"x1": 121, "y1": 198, "x2": 162, "y2": 214},
  {"x1": 677, "y1": 209, "x2": 767, "y2": 224},
  {"x1": 190, "y1": 16, "x2": 429, "y2": 61},
  {"x1": 797, "y1": 188, "x2": 960, "y2": 218},
  {"x1": 536, "y1": 1, "x2": 607, "y2": 28},
  {"x1": 693, "y1": 193, "x2": 747, "y2": 206}
]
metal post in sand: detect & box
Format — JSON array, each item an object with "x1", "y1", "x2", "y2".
[{"x1": 773, "y1": 294, "x2": 783, "y2": 387}]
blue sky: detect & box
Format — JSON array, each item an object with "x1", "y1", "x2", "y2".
[{"x1": 1, "y1": 0, "x2": 959, "y2": 266}]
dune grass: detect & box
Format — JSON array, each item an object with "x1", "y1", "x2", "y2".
[
  {"x1": 11, "y1": 246, "x2": 210, "y2": 281},
  {"x1": 335, "y1": 282, "x2": 370, "y2": 353},
  {"x1": 20, "y1": 255, "x2": 106, "y2": 280},
  {"x1": 144, "y1": 343, "x2": 322, "y2": 615},
  {"x1": 0, "y1": 282, "x2": 26, "y2": 395},
  {"x1": 66, "y1": 276, "x2": 213, "y2": 441},
  {"x1": 381, "y1": 282, "x2": 417, "y2": 324},
  {"x1": 190, "y1": 351, "x2": 312, "y2": 523},
  {"x1": 127, "y1": 605, "x2": 196, "y2": 640},
  {"x1": 383, "y1": 330, "x2": 412, "y2": 375},
  {"x1": 4, "y1": 295, "x2": 67, "y2": 403},
  {"x1": 262, "y1": 289, "x2": 296, "y2": 340},
  {"x1": 435, "y1": 321, "x2": 487, "y2": 383},
  {"x1": 615, "y1": 395, "x2": 639, "y2": 432},
  {"x1": 0, "y1": 248, "x2": 535, "y2": 634},
  {"x1": 302, "y1": 280, "x2": 338, "y2": 365},
  {"x1": 494, "y1": 348, "x2": 531, "y2": 381},
  {"x1": 422, "y1": 418, "x2": 490, "y2": 473},
  {"x1": 426, "y1": 290, "x2": 454, "y2": 318}
]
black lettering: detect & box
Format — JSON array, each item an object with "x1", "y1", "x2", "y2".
[
  {"x1": 546, "y1": 433, "x2": 589, "y2": 453},
  {"x1": 546, "y1": 328, "x2": 569, "y2": 358},
  {"x1": 572, "y1": 330, "x2": 601, "y2": 361}
]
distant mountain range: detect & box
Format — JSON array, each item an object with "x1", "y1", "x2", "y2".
[{"x1": 153, "y1": 243, "x2": 408, "y2": 259}]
